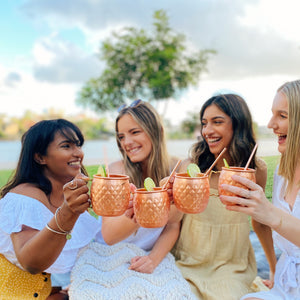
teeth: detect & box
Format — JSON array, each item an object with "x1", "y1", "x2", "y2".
[
  {"x1": 127, "y1": 147, "x2": 139, "y2": 153},
  {"x1": 69, "y1": 161, "x2": 81, "y2": 166},
  {"x1": 207, "y1": 138, "x2": 220, "y2": 143}
]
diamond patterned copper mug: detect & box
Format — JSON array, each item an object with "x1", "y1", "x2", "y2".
[
  {"x1": 133, "y1": 187, "x2": 170, "y2": 228},
  {"x1": 173, "y1": 172, "x2": 210, "y2": 214},
  {"x1": 218, "y1": 167, "x2": 256, "y2": 206},
  {"x1": 91, "y1": 174, "x2": 131, "y2": 216}
]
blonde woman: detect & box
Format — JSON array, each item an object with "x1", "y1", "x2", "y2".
[
  {"x1": 221, "y1": 80, "x2": 300, "y2": 299},
  {"x1": 69, "y1": 100, "x2": 195, "y2": 300}
]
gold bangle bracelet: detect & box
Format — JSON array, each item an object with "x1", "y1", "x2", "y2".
[
  {"x1": 55, "y1": 207, "x2": 69, "y2": 233},
  {"x1": 45, "y1": 224, "x2": 72, "y2": 240}
]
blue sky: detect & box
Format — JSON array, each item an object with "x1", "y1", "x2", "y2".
[{"x1": 1, "y1": 0, "x2": 300, "y2": 126}]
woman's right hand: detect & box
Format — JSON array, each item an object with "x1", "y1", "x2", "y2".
[
  {"x1": 62, "y1": 173, "x2": 91, "y2": 215},
  {"x1": 159, "y1": 175, "x2": 175, "y2": 203},
  {"x1": 262, "y1": 270, "x2": 274, "y2": 289}
]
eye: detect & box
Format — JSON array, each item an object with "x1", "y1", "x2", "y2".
[
  {"x1": 61, "y1": 143, "x2": 71, "y2": 148},
  {"x1": 132, "y1": 130, "x2": 141, "y2": 134},
  {"x1": 118, "y1": 135, "x2": 124, "y2": 141},
  {"x1": 280, "y1": 114, "x2": 288, "y2": 119}
]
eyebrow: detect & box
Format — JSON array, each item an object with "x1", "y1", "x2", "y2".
[
  {"x1": 202, "y1": 116, "x2": 226, "y2": 121},
  {"x1": 58, "y1": 139, "x2": 78, "y2": 145},
  {"x1": 117, "y1": 127, "x2": 141, "y2": 135}
]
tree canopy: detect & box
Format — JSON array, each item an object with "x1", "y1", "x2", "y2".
[{"x1": 77, "y1": 10, "x2": 215, "y2": 111}]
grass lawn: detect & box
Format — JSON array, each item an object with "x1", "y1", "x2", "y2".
[{"x1": 0, "y1": 155, "x2": 280, "y2": 200}]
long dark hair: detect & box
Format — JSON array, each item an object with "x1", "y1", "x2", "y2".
[
  {"x1": 1, "y1": 119, "x2": 86, "y2": 198},
  {"x1": 191, "y1": 94, "x2": 257, "y2": 172}
]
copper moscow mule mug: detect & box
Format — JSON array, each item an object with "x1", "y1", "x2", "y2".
[
  {"x1": 218, "y1": 167, "x2": 256, "y2": 206},
  {"x1": 173, "y1": 172, "x2": 210, "y2": 214},
  {"x1": 133, "y1": 187, "x2": 170, "y2": 228},
  {"x1": 91, "y1": 174, "x2": 131, "y2": 216}
]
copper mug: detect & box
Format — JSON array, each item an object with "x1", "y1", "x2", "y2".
[
  {"x1": 90, "y1": 174, "x2": 131, "y2": 216},
  {"x1": 218, "y1": 167, "x2": 256, "y2": 205},
  {"x1": 173, "y1": 172, "x2": 210, "y2": 214},
  {"x1": 133, "y1": 187, "x2": 170, "y2": 228}
]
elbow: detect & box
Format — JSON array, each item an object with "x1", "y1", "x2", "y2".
[
  {"x1": 23, "y1": 264, "x2": 44, "y2": 275},
  {"x1": 101, "y1": 229, "x2": 117, "y2": 245}
]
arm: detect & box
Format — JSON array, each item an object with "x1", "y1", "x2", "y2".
[
  {"x1": 102, "y1": 161, "x2": 140, "y2": 244},
  {"x1": 129, "y1": 210, "x2": 181, "y2": 274},
  {"x1": 11, "y1": 177, "x2": 90, "y2": 274},
  {"x1": 251, "y1": 160, "x2": 276, "y2": 285},
  {"x1": 221, "y1": 175, "x2": 300, "y2": 248}
]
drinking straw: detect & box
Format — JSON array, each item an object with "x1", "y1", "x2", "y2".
[
  {"x1": 204, "y1": 147, "x2": 227, "y2": 176},
  {"x1": 162, "y1": 159, "x2": 182, "y2": 189},
  {"x1": 244, "y1": 143, "x2": 258, "y2": 170},
  {"x1": 105, "y1": 164, "x2": 110, "y2": 177}
]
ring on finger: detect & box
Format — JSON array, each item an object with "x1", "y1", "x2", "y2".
[
  {"x1": 88, "y1": 199, "x2": 91, "y2": 205},
  {"x1": 68, "y1": 180, "x2": 78, "y2": 190}
]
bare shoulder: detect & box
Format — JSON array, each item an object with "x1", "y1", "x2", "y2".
[
  {"x1": 178, "y1": 158, "x2": 192, "y2": 173},
  {"x1": 108, "y1": 160, "x2": 125, "y2": 174},
  {"x1": 10, "y1": 183, "x2": 47, "y2": 202},
  {"x1": 256, "y1": 157, "x2": 267, "y2": 174}
]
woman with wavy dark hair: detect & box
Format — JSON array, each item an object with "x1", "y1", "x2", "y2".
[
  {"x1": 172, "y1": 94, "x2": 268, "y2": 299},
  {"x1": 0, "y1": 119, "x2": 101, "y2": 299}
]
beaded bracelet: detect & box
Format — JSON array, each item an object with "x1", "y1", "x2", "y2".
[
  {"x1": 54, "y1": 207, "x2": 72, "y2": 240},
  {"x1": 45, "y1": 224, "x2": 72, "y2": 240}
]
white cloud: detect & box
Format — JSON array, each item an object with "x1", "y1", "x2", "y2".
[{"x1": 31, "y1": 34, "x2": 102, "y2": 83}]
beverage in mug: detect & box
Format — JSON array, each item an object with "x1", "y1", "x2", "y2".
[
  {"x1": 133, "y1": 187, "x2": 170, "y2": 228},
  {"x1": 173, "y1": 172, "x2": 210, "y2": 214},
  {"x1": 91, "y1": 174, "x2": 131, "y2": 216},
  {"x1": 218, "y1": 167, "x2": 256, "y2": 205}
]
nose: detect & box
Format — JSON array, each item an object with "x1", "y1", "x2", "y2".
[
  {"x1": 267, "y1": 115, "x2": 276, "y2": 129},
  {"x1": 122, "y1": 135, "x2": 133, "y2": 147},
  {"x1": 74, "y1": 145, "x2": 84, "y2": 159},
  {"x1": 202, "y1": 123, "x2": 214, "y2": 136}
]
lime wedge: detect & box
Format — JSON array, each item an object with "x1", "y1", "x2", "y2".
[
  {"x1": 223, "y1": 158, "x2": 230, "y2": 168},
  {"x1": 97, "y1": 164, "x2": 107, "y2": 177},
  {"x1": 144, "y1": 177, "x2": 156, "y2": 191},
  {"x1": 187, "y1": 163, "x2": 201, "y2": 177}
]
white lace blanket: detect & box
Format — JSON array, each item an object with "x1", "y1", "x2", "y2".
[{"x1": 69, "y1": 242, "x2": 196, "y2": 300}]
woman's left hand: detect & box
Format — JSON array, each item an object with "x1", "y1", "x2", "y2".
[
  {"x1": 220, "y1": 174, "x2": 273, "y2": 226},
  {"x1": 129, "y1": 255, "x2": 155, "y2": 274}
]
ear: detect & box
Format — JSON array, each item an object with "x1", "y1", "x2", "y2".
[{"x1": 34, "y1": 153, "x2": 46, "y2": 165}]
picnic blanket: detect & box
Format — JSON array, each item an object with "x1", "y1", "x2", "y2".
[{"x1": 69, "y1": 241, "x2": 196, "y2": 300}]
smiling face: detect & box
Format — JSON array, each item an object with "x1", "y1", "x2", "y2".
[
  {"x1": 201, "y1": 104, "x2": 233, "y2": 159},
  {"x1": 38, "y1": 131, "x2": 84, "y2": 183},
  {"x1": 268, "y1": 91, "x2": 289, "y2": 154},
  {"x1": 117, "y1": 114, "x2": 153, "y2": 164}
]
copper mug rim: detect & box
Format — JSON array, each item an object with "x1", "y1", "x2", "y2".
[
  {"x1": 135, "y1": 187, "x2": 167, "y2": 194},
  {"x1": 93, "y1": 174, "x2": 130, "y2": 180},
  {"x1": 175, "y1": 172, "x2": 209, "y2": 179},
  {"x1": 220, "y1": 167, "x2": 256, "y2": 173}
]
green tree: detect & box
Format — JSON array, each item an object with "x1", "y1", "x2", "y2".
[
  {"x1": 180, "y1": 112, "x2": 200, "y2": 138},
  {"x1": 77, "y1": 10, "x2": 215, "y2": 112}
]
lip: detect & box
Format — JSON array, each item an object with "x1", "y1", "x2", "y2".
[
  {"x1": 275, "y1": 133, "x2": 287, "y2": 145},
  {"x1": 205, "y1": 137, "x2": 221, "y2": 147},
  {"x1": 126, "y1": 146, "x2": 141, "y2": 155}
]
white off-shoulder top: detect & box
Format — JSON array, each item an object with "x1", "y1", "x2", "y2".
[{"x1": 0, "y1": 192, "x2": 101, "y2": 273}]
